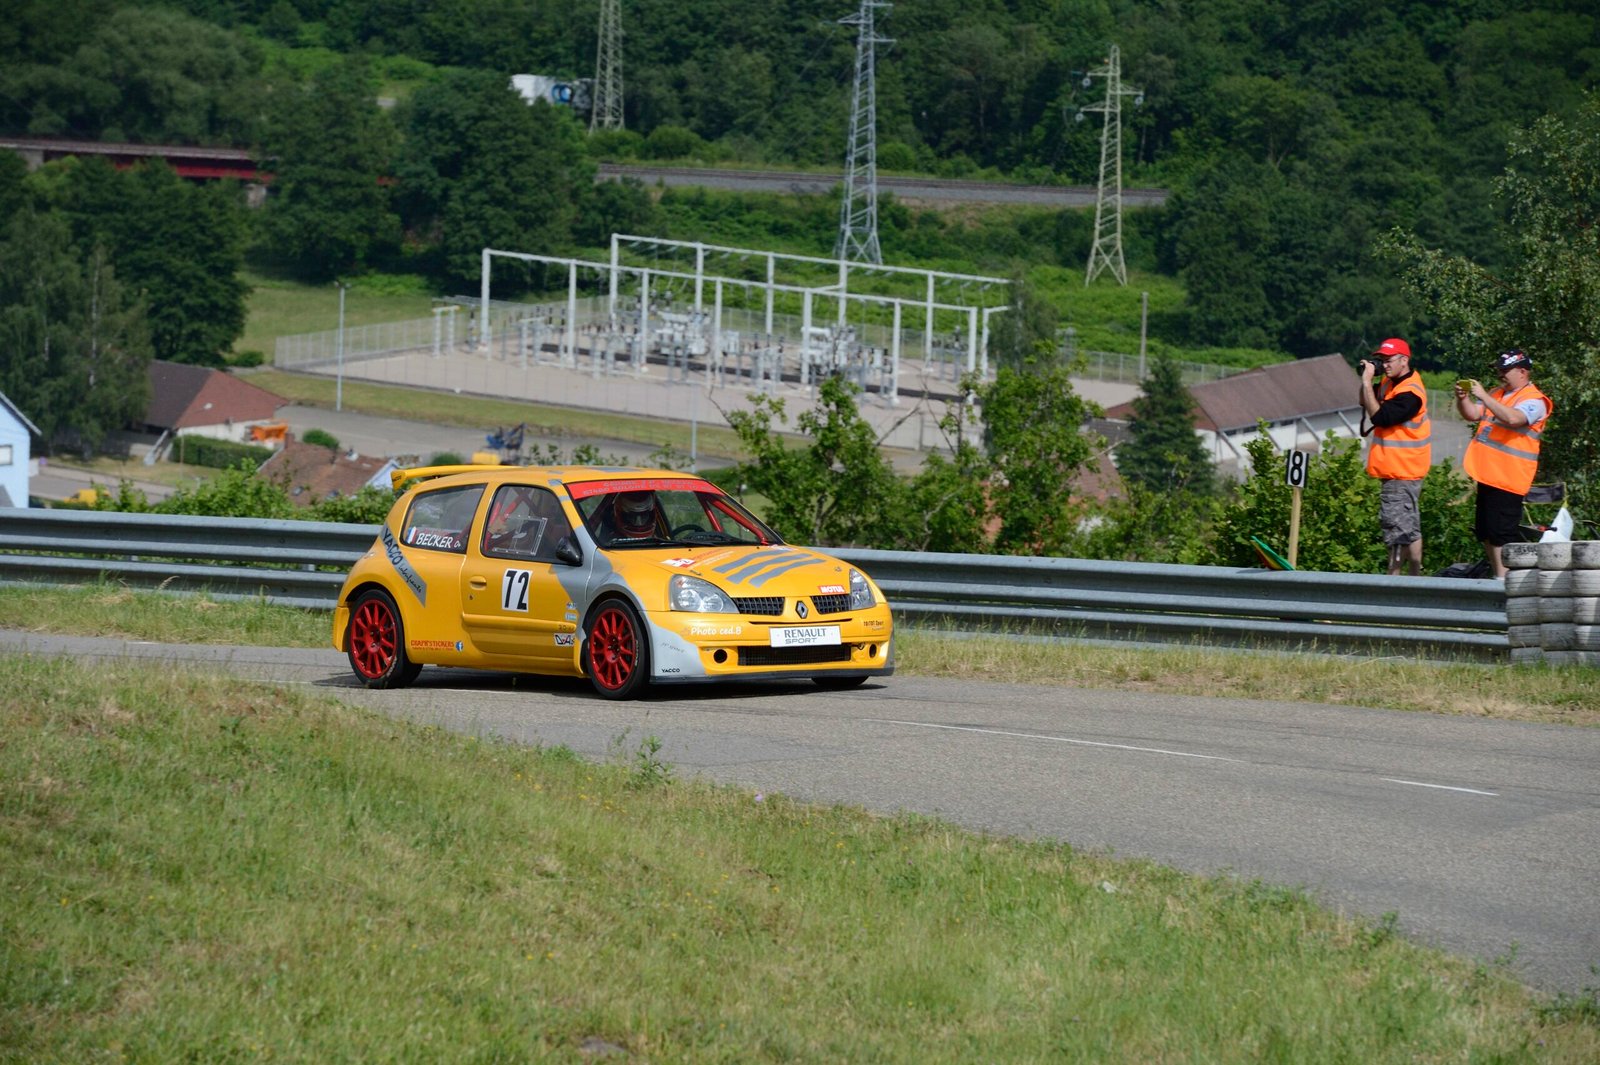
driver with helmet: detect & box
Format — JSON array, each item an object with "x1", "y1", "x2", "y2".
[{"x1": 602, "y1": 490, "x2": 659, "y2": 541}]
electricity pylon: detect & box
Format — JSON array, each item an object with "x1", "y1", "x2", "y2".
[
  {"x1": 1083, "y1": 44, "x2": 1142, "y2": 285},
  {"x1": 591, "y1": 0, "x2": 624, "y2": 131},
  {"x1": 835, "y1": 0, "x2": 891, "y2": 264}
]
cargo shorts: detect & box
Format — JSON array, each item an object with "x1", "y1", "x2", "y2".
[{"x1": 1379, "y1": 478, "x2": 1422, "y2": 546}]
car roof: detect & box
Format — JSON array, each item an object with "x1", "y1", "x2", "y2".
[{"x1": 390, "y1": 464, "x2": 707, "y2": 494}]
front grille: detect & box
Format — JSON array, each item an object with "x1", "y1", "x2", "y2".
[
  {"x1": 732, "y1": 596, "x2": 784, "y2": 616},
  {"x1": 739, "y1": 645, "x2": 854, "y2": 667},
  {"x1": 810, "y1": 594, "x2": 852, "y2": 614}
]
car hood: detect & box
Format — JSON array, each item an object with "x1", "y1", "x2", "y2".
[{"x1": 628, "y1": 543, "x2": 857, "y2": 596}]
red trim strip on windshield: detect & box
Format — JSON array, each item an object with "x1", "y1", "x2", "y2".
[{"x1": 565, "y1": 478, "x2": 719, "y2": 500}]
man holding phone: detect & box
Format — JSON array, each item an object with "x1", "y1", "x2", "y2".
[
  {"x1": 1359, "y1": 337, "x2": 1431, "y2": 575},
  {"x1": 1456, "y1": 349, "x2": 1552, "y2": 579}
]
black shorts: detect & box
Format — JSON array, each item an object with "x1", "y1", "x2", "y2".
[{"x1": 1474, "y1": 484, "x2": 1525, "y2": 546}]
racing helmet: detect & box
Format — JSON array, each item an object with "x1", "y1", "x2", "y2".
[{"x1": 612, "y1": 491, "x2": 656, "y2": 538}]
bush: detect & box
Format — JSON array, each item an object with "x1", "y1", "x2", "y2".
[
  {"x1": 301, "y1": 428, "x2": 340, "y2": 450},
  {"x1": 231, "y1": 349, "x2": 266, "y2": 368},
  {"x1": 430, "y1": 451, "x2": 464, "y2": 466},
  {"x1": 170, "y1": 436, "x2": 273, "y2": 471},
  {"x1": 644, "y1": 125, "x2": 707, "y2": 161}
]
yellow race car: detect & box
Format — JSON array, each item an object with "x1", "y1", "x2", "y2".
[{"x1": 332, "y1": 465, "x2": 894, "y2": 698}]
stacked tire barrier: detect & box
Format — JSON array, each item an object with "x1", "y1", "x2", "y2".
[{"x1": 1504, "y1": 540, "x2": 1600, "y2": 666}]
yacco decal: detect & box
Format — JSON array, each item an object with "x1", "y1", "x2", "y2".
[
  {"x1": 566, "y1": 478, "x2": 716, "y2": 499},
  {"x1": 381, "y1": 525, "x2": 427, "y2": 605},
  {"x1": 554, "y1": 633, "x2": 575, "y2": 646}
]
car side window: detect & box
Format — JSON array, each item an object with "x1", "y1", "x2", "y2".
[
  {"x1": 399, "y1": 484, "x2": 483, "y2": 555},
  {"x1": 482, "y1": 485, "x2": 574, "y2": 563}
]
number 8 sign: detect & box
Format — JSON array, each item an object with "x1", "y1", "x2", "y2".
[{"x1": 1284, "y1": 449, "x2": 1309, "y2": 488}]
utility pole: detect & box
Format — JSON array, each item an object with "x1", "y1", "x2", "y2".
[
  {"x1": 335, "y1": 281, "x2": 347, "y2": 412},
  {"x1": 835, "y1": 0, "x2": 891, "y2": 264},
  {"x1": 1083, "y1": 44, "x2": 1142, "y2": 286},
  {"x1": 591, "y1": 0, "x2": 624, "y2": 131}
]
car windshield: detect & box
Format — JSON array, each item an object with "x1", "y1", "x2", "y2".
[{"x1": 567, "y1": 478, "x2": 782, "y2": 549}]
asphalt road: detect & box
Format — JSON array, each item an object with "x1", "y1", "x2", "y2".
[{"x1": 6, "y1": 629, "x2": 1596, "y2": 994}]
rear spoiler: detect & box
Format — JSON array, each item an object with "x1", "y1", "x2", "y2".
[{"x1": 389, "y1": 464, "x2": 507, "y2": 491}]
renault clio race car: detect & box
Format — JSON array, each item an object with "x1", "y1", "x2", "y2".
[{"x1": 331, "y1": 465, "x2": 894, "y2": 699}]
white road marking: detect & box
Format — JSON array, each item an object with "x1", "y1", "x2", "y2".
[
  {"x1": 868, "y1": 718, "x2": 1244, "y2": 762},
  {"x1": 1382, "y1": 778, "x2": 1498, "y2": 797}
]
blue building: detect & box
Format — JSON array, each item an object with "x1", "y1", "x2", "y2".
[{"x1": 0, "y1": 390, "x2": 41, "y2": 508}]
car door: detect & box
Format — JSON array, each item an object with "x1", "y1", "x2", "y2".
[
  {"x1": 460, "y1": 483, "x2": 581, "y2": 664},
  {"x1": 388, "y1": 482, "x2": 483, "y2": 657}
]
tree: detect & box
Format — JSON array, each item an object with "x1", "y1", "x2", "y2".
[
  {"x1": 258, "y1": 57, "x2": 399, "y2": 282},
  {"x1": 1377, "y1": 91, "x2": 1600, "y2": 515},
  {"x1": 394, "y1": 71, "x2": 592, "y2": 289},
  {"x1": 985, "y1": 269, "x2": 1058, "y2": 371},
  {"x1": 0, "y1": 210, "x2": 150, "y2": 454},
  {"x1": 1116, "y1": 354, "x2": 1214, "y2": 496},
  {"x1": 724, "y1": 376, "x2": 907, "y2": 547},
  {"x1": 980, "y1": 365, "x2": 1098, "y2": 555},
  {"x1": 60, "y1": 159, "x2": 248, "y2": 366}
]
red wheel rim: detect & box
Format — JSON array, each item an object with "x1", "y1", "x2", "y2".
[
  {"x1": 350, "y1": 598, "x2": 399, "y2": 679},
  {"x1": 589, "y1": 606, "x2": 637, "y2": 690}
]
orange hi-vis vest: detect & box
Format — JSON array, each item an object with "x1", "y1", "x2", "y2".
[
  {"x1": 1464, "y1": 382, "x2": 1552, "y2": 495},
  {"x1": 1366, "y1": 374, "x2": 1431, "y2": 480}
]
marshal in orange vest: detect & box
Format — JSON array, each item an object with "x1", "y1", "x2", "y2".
[
  {"x1": 1366, "y1": 375, "x2": 1431, "y2": 480},
  {"x1": 1463, "y1": 382, "x2": 1552, "y2": 496}
]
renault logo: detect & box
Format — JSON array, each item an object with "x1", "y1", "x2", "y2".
[{"x1": 796, "y1": 600, "x2": 808, "y2": 619}]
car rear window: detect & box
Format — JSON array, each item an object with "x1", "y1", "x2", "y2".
[{"x1": 400, "y1": 484, "x2": 483, "y2": 555}]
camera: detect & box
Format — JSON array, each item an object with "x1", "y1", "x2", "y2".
[{"x1": 1368, "y1": 358, "x2": 1385, "y2": 372}]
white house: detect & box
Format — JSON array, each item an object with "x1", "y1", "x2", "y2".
[{"x1": 0, "y1": 389, "x2": 42, "y2": 508}]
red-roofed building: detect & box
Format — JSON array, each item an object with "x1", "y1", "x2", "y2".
[
  {"x1": 144, "y1": 361, "x2": 285, "y2": 444},
  {"x1": 1103, "y1": 354, "x2": 1363, "y2": 477},
  {"x1": 256, "y1": 438, "x2": 398, "y2": 507}
]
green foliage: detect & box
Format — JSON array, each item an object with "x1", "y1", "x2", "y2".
[
  {"x1": 429, "y1": 450, "x2": 464, "y2": 467},
  {"x1": 1378, "y1": 91, "x2": 1600, "y2": 517},
  {"x1": 393, "y1": 71, "x2": 593, "y2": 288},
  {"x1": 169, "y1": 436, "x2": 272, "y2": 471},
  {"x1": 1074, "y1": 487, "x2": 1222, "y2": 566},
  {"x1": 725, "y1": 376, "x2": 906, "y2": 547},
  {"x1": 0, "y1": 210, "x2": 151, "y2": 455},
  {"x1": 257, "y1": 56, "x2": 399, "y2": 282},
  {"x1": 982, "y1": 366, "x2": 1098, "y2": 555},
  {"x1": 1213, "y1": 431, "x2": 1479, "y2": 574},
  {"x1": 151, "y1": 465, "x2": 296, "y2": 519},
  {"x1": 307, "y1": 485, "x2": 397, "y2": 525},
  {"x1": 55, "y1": 158, "x2": 248, "y2": 367},
  {"x1": 1117, "y1": 354, "x2": 1215, "y2": 496},
  {"x1": 300, "y1": 428, "x2": 340, "y2": 450},
  {"x1": 986, "y1": 269, "x2": 1059, "y2": 371}
]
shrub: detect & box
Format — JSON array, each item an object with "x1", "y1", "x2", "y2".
[
  {"x1": 170, "y1": 436, "x2": 273, "y2": 471},
  {"x1": 301, "y1": 428, "x2": 340, "y2": 450}
]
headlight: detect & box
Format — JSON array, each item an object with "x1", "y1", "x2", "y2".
[
  {"x1": 669, "y1": 574, "x2": 736, "y2": 613},
  {"x1": 847, "y1": 568, "x2": 875, "y2": 609}
]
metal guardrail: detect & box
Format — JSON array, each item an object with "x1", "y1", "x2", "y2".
[{"x1": 0, "y1": 509, "x2": 1508, "y2": 659}]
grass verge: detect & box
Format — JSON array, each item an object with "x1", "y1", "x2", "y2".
[
  {"x1": 0, "y1": 583, "x2": 1596, "y2": 727},
  {"x1": 3, "y1": 655, "x2": 1595, "y2": 1062}
]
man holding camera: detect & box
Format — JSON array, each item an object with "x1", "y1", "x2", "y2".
[
  {"x1": 1360, "y1": 338, "x2": 1431, "y2": 576},
  {"x1": 1456, "y1": 349, "x2": 1552, "y2": 579}
]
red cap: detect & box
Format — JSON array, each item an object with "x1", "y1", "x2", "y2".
[{"x1": 1372, "y1": 338, "x2": 1411, "y2": 358}]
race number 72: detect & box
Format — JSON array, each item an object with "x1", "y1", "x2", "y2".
[{"x1": 501, "y1": 569, "x2": 531, "y2": 612}]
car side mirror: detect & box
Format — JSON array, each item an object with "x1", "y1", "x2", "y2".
[{"x1": 554, "y1": 535, "x2": 583, "y2": 566}]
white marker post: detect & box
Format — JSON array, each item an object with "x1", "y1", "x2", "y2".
[{"x1": 1284, "y1": 448, "x2": 1309, "y2": 568}]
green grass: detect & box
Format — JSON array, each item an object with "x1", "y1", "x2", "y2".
[
  {"x1": 233, "y1": 271, "x2": 438, "y2": 362},
  {"x1": 2, "y1": 583, "x2": 1597, "y2": 728},
  {"x1": 3, "y1": 654, "x2": 1594, "y2": 1062}
]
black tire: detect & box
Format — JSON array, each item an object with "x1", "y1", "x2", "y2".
[
  {"x1": 584, "y1": 600, "x2": 650, "y2": 700},
  {"x1": 812, "y1": 674, "x2": 869, "y2": 690},
  {"x1": 346, "y1": 589, "x2": 422, "y2": 689}
]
